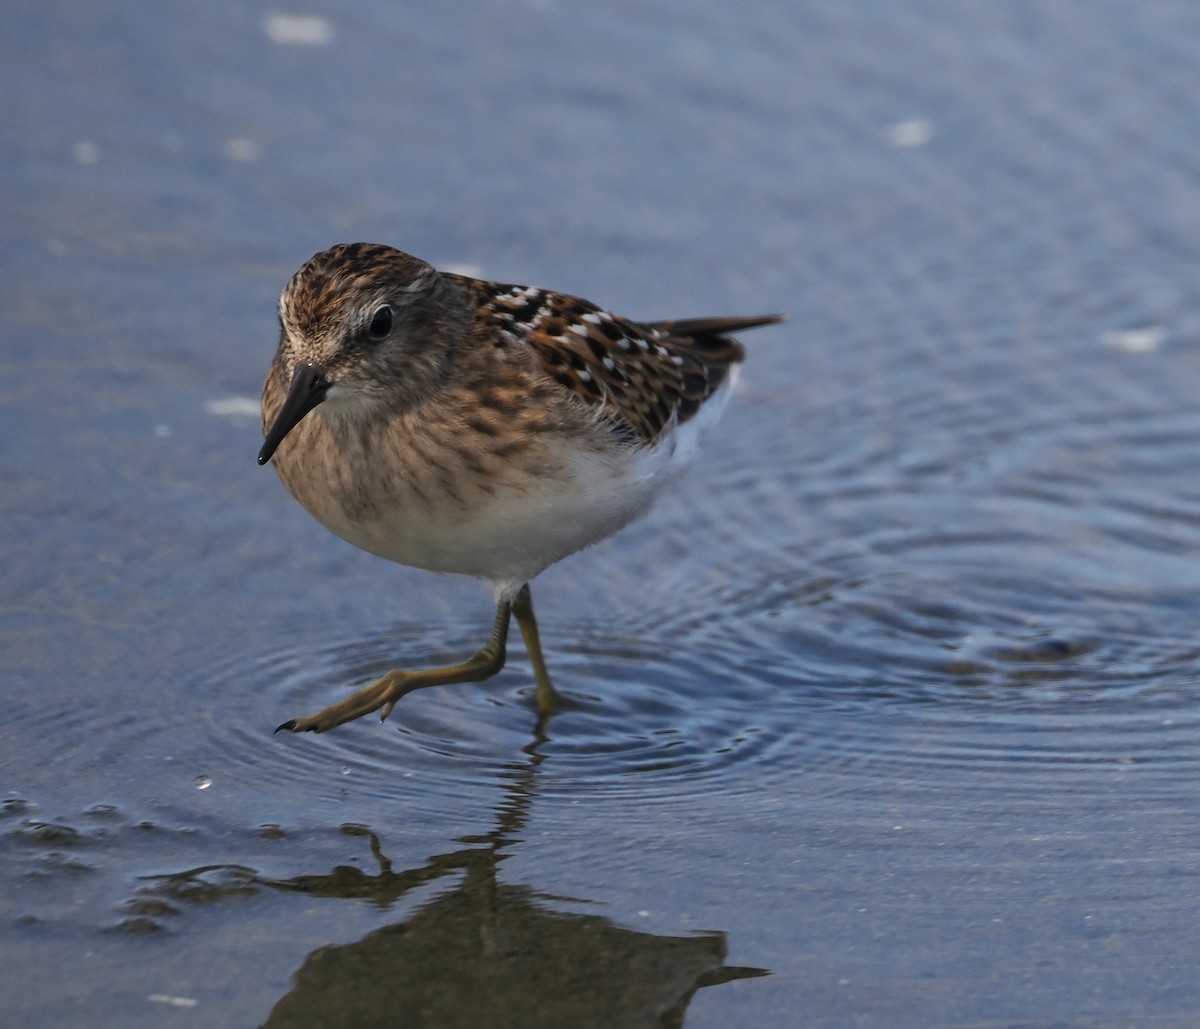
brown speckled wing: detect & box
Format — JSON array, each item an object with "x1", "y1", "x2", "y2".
[{"x1": 466, "y1": 276, "x2": 782, "y2": 443}]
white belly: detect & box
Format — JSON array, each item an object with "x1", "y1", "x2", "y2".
[
  {"x1": 272, "y1": 372, "x2": 733, "y2": 597},
  {"x1": 336, "y1": 440, "x2": 674, "y2": 590}
]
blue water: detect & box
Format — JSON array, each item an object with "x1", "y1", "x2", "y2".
[{"x1": 4, "y1": 2, "x2": 1200, "y2": 1025}]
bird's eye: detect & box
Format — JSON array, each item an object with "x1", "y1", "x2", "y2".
[{"x1": 367, "y1": 305, "x2": 393, "y2": 339}]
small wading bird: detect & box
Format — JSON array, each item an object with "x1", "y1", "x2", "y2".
[{"x1": 259, "y1": 243, "x2": 782, "y2": 733}]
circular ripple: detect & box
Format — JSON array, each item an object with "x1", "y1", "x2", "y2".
[
  {"x1": 174, "y1": 485, "x2": 1200, "y2": 814},
  {"x1": 684, "y1": 532, "x2": 1200, "y2": 804},
  {"x1": 628, "y1": 388, "x2": 1200, "y2": 804},
  {"x1": 23, "y1": 389, "x2": 1200, "y2": 819},
  {"x1": 191, "y1": 618, "x2": 811, "y2": 809},
  {"x1": 12, "y1": 608, "x2": 815, "y2": 816}
]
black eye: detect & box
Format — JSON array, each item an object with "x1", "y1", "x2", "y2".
[{"x1": 367, "y1": 305, "x2": 393, "y2": 339}]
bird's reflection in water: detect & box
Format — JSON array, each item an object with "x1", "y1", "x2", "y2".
[{"x1": 141, "y1": 743, "x2": 768, "y2": 1027}]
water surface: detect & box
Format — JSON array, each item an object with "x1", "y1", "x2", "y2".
[{"x1": 4, "y1": 1, "x2": 1200, "y2": 1025}]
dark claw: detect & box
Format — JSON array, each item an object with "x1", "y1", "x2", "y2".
[{"x1": 274, "y1": 720, "x2": 298, "y2": 734}]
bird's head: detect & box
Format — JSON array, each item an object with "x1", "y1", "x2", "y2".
[{"x1": 259, "y1": 242, "x2": 464, "y2": 465}]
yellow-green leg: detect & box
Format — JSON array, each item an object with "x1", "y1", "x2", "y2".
[
  {"x1": 278, "y1": 596, "x2": 515, "y2": 734},
  {"x1": 513, "y1": 584, "x2": 562, "y2": 714}
]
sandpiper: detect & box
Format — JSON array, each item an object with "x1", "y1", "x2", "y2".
[{"x1": 260, "y1": 242, "x2": 781, "y2": 733}]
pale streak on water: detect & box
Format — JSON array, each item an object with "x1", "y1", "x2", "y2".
[{"x1": 4, "y1": 1, "x2": 1200, "y2": 1025}]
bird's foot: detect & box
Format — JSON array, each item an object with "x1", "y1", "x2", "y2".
[{"x1": 276, "y1": 670, "x2": 411, "y2": 734}]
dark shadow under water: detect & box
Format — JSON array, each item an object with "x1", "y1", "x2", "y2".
[{"x1": 128, "y1": 739, "x2": 768, "y2": 1029}]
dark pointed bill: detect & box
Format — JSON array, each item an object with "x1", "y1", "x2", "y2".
[{"x1": 258, "y1": 363, "x2": 331, "y2": 465}]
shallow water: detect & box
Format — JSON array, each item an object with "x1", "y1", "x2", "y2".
[{"x1": 5, "y1": 1, "x2": 1200, "y2": 1025}]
